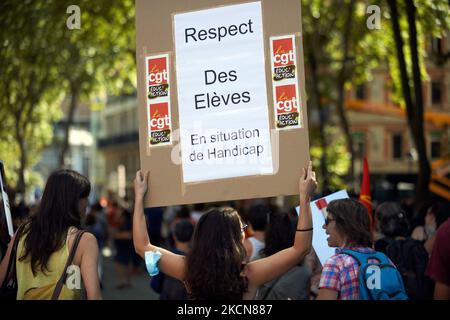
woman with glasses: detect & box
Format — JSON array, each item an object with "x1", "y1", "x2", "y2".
[
  {"x1": 133, "y1": 162, "x2": 317, "y2": 300},
  {"x1": 317, "y1": 199, "x2": 404, "y2": 300}
]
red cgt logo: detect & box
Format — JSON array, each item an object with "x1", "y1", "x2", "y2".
[
  {"x1": 275, "y1": 84, "x2": 298, "y2": 113},
  {"x1": 272, "y1": 38, "x2": 295, "y2": 67},
  {"x1": 149, "y1": 102, "x2": 170, "y2": 130},
  {"x1": 148, "y1": 57, "x2": 168, "y2": 86}
]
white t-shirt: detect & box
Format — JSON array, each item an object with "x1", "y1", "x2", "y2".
[{"x1": 248, "y1": 237, "x2": 265, "y2": 261}]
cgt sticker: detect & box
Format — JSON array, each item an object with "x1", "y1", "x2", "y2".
[
  {"x1": 274, "y1": 84, "x2": 301, "y2": 129},
  {"x1": 146, "y1": 55, "x2": 169, "y2": 100},
  {"x1": 149, "y1": 102, "x2": 171, "y2": 146},
  {"x1": 271, "y1": 35, "x2": 297, "y2": 82}
]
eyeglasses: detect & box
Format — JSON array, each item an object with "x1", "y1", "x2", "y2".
[
  {"x1": 324, "y1": 217, "x2": 335, "y2": 226},
  {"x1": 241, "y1": 224, "x2": 248, "y2": 232}
]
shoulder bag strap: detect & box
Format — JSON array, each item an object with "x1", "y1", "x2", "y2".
[
  {"x1": 260, "y1": 275, "x2": 283, "y2": 300},
  {"x1": 1, "y1": 224, "x2": 25, "y2": 289},
  {"x1": 51, "y1": 230, "x2": 85, "y2": 300}
]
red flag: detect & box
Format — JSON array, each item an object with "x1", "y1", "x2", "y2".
[{"x1": 359, "y1": 157, "x2": 373, "y2": 229}]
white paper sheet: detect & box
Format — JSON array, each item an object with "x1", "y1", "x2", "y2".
[{"x1": 174, "y1": 1, "x2": 273, "y2": 183}]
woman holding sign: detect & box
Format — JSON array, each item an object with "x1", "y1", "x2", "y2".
[{"x1": 133, "y1": 162, "x2": 316, "y2": 300}]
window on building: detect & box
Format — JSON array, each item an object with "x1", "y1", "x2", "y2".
[
  {"x1": 106, "y1": 115, "x2": 114, "y2": 137},
  {"x1": 110, "y1": 115, "x2": 119, "y2": 137},
  {"x1": 116, "y1": 114, "x2": 122, "y2": 135},
  {"x1": 355, "y1": 84, "x2": 365, "y2": 100},
  {"x1": 431, "y1": 37, "x2": 443, "y2": 55},
  {"x1": 353, "y1": 131, "x2": 366, "y2": 158},
  {"x1": 392, "y1": 134, "x2": 403, "y2": 160},
  {"x1": 431, "y1": 81, "x2": 442, "y2": 105},
  {"x1": 132, "y1": 112, "x2": 138, "y2": 131},
  {"x1": 122, "y1": 112, "x2": 128, "y2": 134},
  {"x1": 431, "y1": 141, "x2": 442, "y2": 159},
  {"x1": 357, "y1": 141, "x2": 365, "y2": 158}
]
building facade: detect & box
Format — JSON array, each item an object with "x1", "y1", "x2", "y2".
[
  {"x1": 346, "y1": 34, "x2": 450, "y2": 201},
  {"x1": 91, "y1": 95, "x2": 139, "y2": 200}
]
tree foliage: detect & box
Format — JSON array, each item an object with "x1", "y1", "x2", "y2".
[
  {"x1": 0, "y1": 0, "x2": 136, "y2": 194},
  {"x1": 0, "y1": 1, "x2": 64, "y2": 193},
  {"x1": 302, "y1": 0, "x2": 449, "y2": 199}
]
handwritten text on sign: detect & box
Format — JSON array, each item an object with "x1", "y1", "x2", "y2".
[{"x1": 174, "y1": 2, "x2": 273, "y2": 183}]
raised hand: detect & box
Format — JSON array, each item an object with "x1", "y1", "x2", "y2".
[
  {"x1": 134, "y1": 170, "x2": 149, "y2": 199},
  {"x1": 299, "y1": 161, "x2": 317, "y2": 201}
]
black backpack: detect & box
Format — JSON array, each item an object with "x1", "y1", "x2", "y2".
[{"x1": 385, "y1": 239, "x2": 434, "y2": 300}]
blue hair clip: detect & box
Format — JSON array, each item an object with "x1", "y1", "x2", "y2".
[{"x1": 144, "y1": 250, "x2": 162, "y2": 276}]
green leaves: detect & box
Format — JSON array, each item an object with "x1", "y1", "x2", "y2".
[{"x1": 0, "y1": 0, "x2": 136, "y2": 193}]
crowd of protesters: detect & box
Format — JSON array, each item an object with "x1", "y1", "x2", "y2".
[{"x1": 0, "y1": 167, "x2": 449, "y2": 300}]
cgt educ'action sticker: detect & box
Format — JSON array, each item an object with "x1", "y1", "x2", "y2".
[
  {"x1": 270, "y1": 35, "x2": 297, "y2": 82},
  {"x1": 148, "y1": 102, "x2": 172, "y2": 146},
  {"x1": 274, "y1": 84, "x2": 302, "y2": 129},
  {"x1": 146, "y1": 54, "x2": 169, "y2": 100},
  {"x1": 145, "y1": 53, "x2": 172, "y2": 147}
]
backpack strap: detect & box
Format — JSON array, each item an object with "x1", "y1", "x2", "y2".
[
  {"x1": 339, "y1": 249, "x2": 368, "y2": 265},
  {"x1": 340, "y1": 249, "x2": 390, "y2": 266},
  {"x1": 51, "y1": 230, "x2": 85, "y2": 300},
  {"x1": 1, "y1": 224, "x2": 25, "y2": 290}
]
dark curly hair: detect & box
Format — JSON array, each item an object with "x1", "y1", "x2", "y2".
[{"x1": 185, "y1": 207, "x2": 248, "y2": 300}]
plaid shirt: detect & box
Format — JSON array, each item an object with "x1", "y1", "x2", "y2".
[{"x1": 319, "y1": 246, "x2": 376, "y2": 300}]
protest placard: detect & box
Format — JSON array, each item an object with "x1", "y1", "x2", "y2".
[
  {"x1": 136, "y1": 0, "x2": 310, "y2": 207},
  {"x1": 0, "y1": 161, "x2": 14, "y2": 237}
]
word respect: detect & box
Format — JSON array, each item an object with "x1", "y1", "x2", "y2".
[{"x1": 184, "y1": 19, "x2": 254, "y2": 43}]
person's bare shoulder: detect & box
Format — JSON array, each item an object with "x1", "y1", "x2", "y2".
[{"x1": 79, "y1": 232, "x2": 98, "y2": 250}]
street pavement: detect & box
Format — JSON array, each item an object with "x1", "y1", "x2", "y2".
[{"x1": 101, "y1": 253, "x2": 159, "y2": 300}]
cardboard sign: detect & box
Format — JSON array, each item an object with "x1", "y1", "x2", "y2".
[
  {"x1": 296, "y1": 190, "x2": 350, "y2": 266},
  {"x1": 0, "y1": 161, "x2": 14, "y2": 237},
  {"x1": 136, "y1": 0, "x2": 310, "y2": 207}
]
